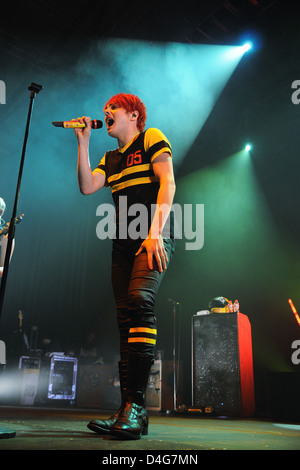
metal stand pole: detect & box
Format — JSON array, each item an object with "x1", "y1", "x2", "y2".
[
  {"x1": 0, "y1": 82, "x2": 42, "y2": 439},
  {"x1": 169, "y1": 298, "x2": 179, "y2": 412},
  {"x1": 173, "y1": 301, "x2": 177, "y2": 412}
]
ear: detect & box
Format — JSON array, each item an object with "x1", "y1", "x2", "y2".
[{"x1": 130, "y1": 111, "x2": 139, "y2": 121}]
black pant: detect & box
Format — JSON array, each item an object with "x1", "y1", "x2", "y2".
[{"x1": 111, "y1": 238, "x2": 175, "y2": 362}]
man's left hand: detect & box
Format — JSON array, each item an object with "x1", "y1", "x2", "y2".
[{"x1": 135, "y1": 235, "x2": 168, "y2": 273}]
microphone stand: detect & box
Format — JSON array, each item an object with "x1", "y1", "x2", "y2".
[
  {"x1": 0, "y1": 82, "x2": 42, "y2": 439},
  {"x1": 169, "y1": 298, "x2": 179, "y2": 412}
]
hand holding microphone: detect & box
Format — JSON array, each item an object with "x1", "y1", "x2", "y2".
[
  {"x1": 53, "y1": 116, "x2": 103, "y2": 144},
  {"x1": 74, "y1": 117, "x2": 93, "y2": 144}
]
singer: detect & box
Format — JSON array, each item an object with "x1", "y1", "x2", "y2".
[{"x1": 74, "y1": 93, "x2": 176, "y2": 440}]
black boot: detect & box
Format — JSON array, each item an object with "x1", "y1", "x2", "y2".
[
  {"x1": 110, "y1": 354, "x2": 152, "y2": 440},
  {"x1": 87, "y1": 360, "x2": 127, "y2": 434}
]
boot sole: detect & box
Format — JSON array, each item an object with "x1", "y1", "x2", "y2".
[
  {"x1": 110, "y1": 429, "x2": 142, "y2": 440},
  {"x1": 111, "y1": 425, "x2": 148, "y2": 440}
]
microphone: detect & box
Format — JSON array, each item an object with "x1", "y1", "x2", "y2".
[{"x1": 52, "y1": 119, "x2": 103, "y2": 129}]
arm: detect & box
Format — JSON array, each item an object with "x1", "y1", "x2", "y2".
[
  {"x1": 75, "y1": 117, "x2": 105, "y2": 195},
  {"x1": 135, "y1": 153, "x2": 176, "y2": 272}
]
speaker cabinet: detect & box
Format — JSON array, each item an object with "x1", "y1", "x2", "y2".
[
  {"x1": 192, "y1": 313, "x2": 255, "y2": 417},
  {"x1": 19, "y1": 356, "x2": 41, "y2": 406},
  {"x1": 76, "y1": 364, "x2": 121, "y2": 409},
  {"x1": 48, "y1": 355, "x2": 78, "y2": 401}
]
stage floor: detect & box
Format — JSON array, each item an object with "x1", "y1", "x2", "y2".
[{"x1": 0, "y1": 406, "x2": 299, "y2": 451}]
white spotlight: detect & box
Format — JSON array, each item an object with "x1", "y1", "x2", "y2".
[
  {"x1": 245, "y1": 144, "x2": 252, "y2": 152},
  {"x1": 242, "y1": 42, "x2": 252, "y2": 53}
]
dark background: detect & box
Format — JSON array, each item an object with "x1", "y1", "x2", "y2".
[{"x1": 0, "y1": 0, "x2": 299, "y2": 413}]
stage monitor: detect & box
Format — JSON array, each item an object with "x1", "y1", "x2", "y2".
[{"x1": 48, "y1": 355, "x2": 78, "y2": 400}]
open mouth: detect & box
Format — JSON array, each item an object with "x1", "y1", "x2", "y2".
[{"x1": 106, "y1": 117, "x2": 114, "y2": 128}]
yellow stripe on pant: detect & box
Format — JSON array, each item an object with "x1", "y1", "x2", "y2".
[
  {"x1": 128, "y1": 338, "x2": 156, "y2": 344},
  {"x1": 128, "y1": 327, "x2": 157, "y2": 346}
]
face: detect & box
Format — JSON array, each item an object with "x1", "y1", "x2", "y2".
[{"x1": 104, "y1": 103, "x2": 136, "y2": 139}]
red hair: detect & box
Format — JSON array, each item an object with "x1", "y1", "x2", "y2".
[{"x1": 104, "y1": 93, "x2": 147, "y2": 132}]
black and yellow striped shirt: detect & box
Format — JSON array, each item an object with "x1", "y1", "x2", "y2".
[{"x1": 95, "y1": 128, "x2": 172, "y2": 239}]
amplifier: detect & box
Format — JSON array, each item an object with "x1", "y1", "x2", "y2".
[
  {"x1": 146, "y1": 360, "x2": 183, "y2": 411},
  {"x1": 76, "y1": 364, "x2": 120, "y2": 409},
  {"x1": 48, "y1": 355, "x2": 78, "y2": 401},
  {"x1": 192, "y1": 313, "x2": 255, "y2": 417},
  {"x1": 19, "y1": 355, "x2": 41, "y2": 406}
]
